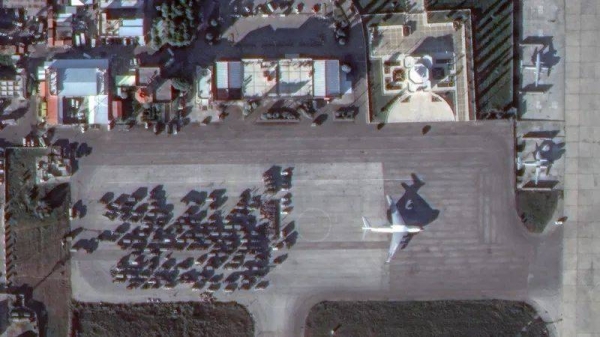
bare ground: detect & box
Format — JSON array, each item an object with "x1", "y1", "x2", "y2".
[
  {"x1": 305, "y1": 300, "x2": 550, "y2": 337},
  {"x1": 71, "y1": 301, "x2": 254, "y2": 337}
]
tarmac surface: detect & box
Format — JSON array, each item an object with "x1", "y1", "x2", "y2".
[
  {"x1": 62, "y1": 118, "x2": 562, "y2": 337},
  {"x1": 562, "y1": 0, "x2": 600, "y2": 336}
]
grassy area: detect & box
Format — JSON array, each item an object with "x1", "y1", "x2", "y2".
[
  {"x1": 305, "y1": 300, "x2": 549, "y2": 337},
  {"x1": 425, "y1": 0, "x2": 515, "y2": 114},
  {"x1": 6, "y1": 148, "x2": 72, "y2": 337},
  {"x1": 517, "y1": 190, "x2": 560, "y2": 233},
  {"x1": 72, "y1": 302, "x2": 254, "y2": 337}
]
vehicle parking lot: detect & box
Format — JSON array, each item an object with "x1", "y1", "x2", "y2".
[
  {"x1": 72, "y1": 165, "x2": 301, "y2": 294},
  {"x1": 65, "y1": 119, "x2": 560, "y2": 337}
]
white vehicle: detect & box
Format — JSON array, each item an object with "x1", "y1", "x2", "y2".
[{"x1": 362, "y1": 194, "x2": 423, "y2": 263}]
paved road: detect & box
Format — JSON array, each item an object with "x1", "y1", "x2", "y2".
[
  {"x1": 62, "y1": 118, "x2": 561, "y2": 337},
  {"x1": 562, "y1": 1, "x2": 600, "y2": 336}
]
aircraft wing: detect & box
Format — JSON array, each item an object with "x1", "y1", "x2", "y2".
[
  {"x1": 386, "y1": 232, "x2": 405, "y2": 263},
  {"x1": 386, "y1": 232, "x2": 415, "y2": 263}
]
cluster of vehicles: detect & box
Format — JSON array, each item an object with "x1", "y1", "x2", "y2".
[
  {"x1": 263, "y1": 166, "x2": 293, "y2": 195},
  {"x1": 334, "y1": 106, "x2": 358, "y2": 120},
  {"x1": 260, "y1": 109, "x2": 300, "y2": 121},
  {"x1": 333, "y1": 15, "x2": 351, "y2": 46},
  {"x1": 91, "y1": 174, "x2": 297, "y2": 293}
]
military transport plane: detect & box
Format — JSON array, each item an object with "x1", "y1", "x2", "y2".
[{"x1": 362, "y1": 194, "x2": 423, "y2": 264}]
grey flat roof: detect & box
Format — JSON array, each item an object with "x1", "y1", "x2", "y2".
[
  {"x1": 48, "y1": 59, "x2": 109, "y2": 96},
  {"x1": 58, "y1": 68, "x2": 99, "y2": 96},
  {"x1": 48, "y1": 59, "x2": 109, "y2": 70}
]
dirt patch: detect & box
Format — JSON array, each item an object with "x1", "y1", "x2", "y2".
[
  {"x1": 305, "y1": 300, "x2": 549, "y2": 337},
  {"x1": 6, "y1": 148, "x2": 72, "y2": 337},
  {"x1": 517, "y1": 190, "x2": 559, "y2": 233},
  {"x1": 71, "y1": 301, "x2": 254, "y2": 337}
]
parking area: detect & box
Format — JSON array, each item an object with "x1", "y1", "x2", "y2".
[
  {"x1": 70, "y1": 162, "x2": 383, "y2": 294},
  {"x1": 63, "y1": 119, "x2": 559, "y2": 337}
]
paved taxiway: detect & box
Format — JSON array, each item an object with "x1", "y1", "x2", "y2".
[{"x1": 66, "y1": 119, "x2": 561, "y2": 337}]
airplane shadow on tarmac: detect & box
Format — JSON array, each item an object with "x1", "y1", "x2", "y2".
[{"x1": 387, "y1": 173, "x2": 440, "y2": 250}]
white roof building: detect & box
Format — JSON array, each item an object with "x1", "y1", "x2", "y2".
[
  {"x1": 70, "y1": 0, "x2": 93, "y2": 6},
  {"x1": 41, "y1": 59, "x2": 112, "y2": 125},
  {"x1": 242, "y1": 59, "x2": 278, "y2": 98},
  {"x1": 87, "y1": 95, "x2": 110, "y2": 124},
  {"x1": 312, "y1": 60, "x2": 340, "y2": 98},
  {"x1": 215, "y1": 61, "x2": 243, "y2": 100},
  {"x1": 196, "y1": 66, "x2": 212, "y2": 104},
  {"x1": 99, "y1": 0, "x2": 143, "y2": 9},
  {"x1": 214, "y1": 58, "x2": 343, "y2": 100},
  {"x1": 278, "y1": 58, "x2": 313, "y2": 97},
  {"x1": 118, "y1": 18, "x2": 144, "y2": 38}
]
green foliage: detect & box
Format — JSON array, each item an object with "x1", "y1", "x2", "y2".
[
  {"x1": 150, "y1": 21, "x2": 163, "y2": 50},
  {"x1": 0, "y1": 54, "x2": 13, "y2": 67},
  {"x1": 517, "y1": 191, "x2": 559, "y2": 233},
  {"x1": 171, "y1": 77, "x2": 191, "y2": 92},
  {"x1": 152, "y1": 0, "x2": 200, "y2": 48}
]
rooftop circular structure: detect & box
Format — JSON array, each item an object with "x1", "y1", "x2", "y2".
[
  {"x1": 409, "y1": 63, "x2": 429, "y2": 85},
  {"x1": 386, "y1": 92, "x2": 455, "y2": 123}
]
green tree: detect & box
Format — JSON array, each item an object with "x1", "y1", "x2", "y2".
[
  {"x1": 171, "y1": 78, "x2": 191, "y2": 92},
  {"x1": 150, "y1": 25, "x2": 162, "y2": 49},
  {"x1": 153, "y1": 0, "x2": 199, "y2": 47}
]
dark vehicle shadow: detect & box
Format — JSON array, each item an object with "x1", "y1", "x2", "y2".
[
  {"x1": 313, "y1": 113, "x2": 328, "y2": 126},
  {"x1": 73, "y1": 200, "x2": 86, "y2": 218},
  {"x1": 99, "y1": 192, "x2": 114, "y2": 204}
]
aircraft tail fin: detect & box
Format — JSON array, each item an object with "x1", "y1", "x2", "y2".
[
  {"x1": 362, "y1": 217, "x2": 371, "y2": 230},
  {"x1": 385, "y1": 195, "x2": 394, "y2": 207},
  {"x1": 361, "y1": 217, "x2": 371, "y2": 240}
]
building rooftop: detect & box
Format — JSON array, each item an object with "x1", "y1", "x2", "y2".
[
  {"x1": 42, "y1": 59, "x2": 111, "y2": 125},
  {"x1": 1, "y1": 0, "x2": 46, "y2": 16},
  {"x1": 99, "y1": 0, "x2": 143, "y2": 9},
  {"x1": 278, "y1": 58, "x2": 313, "y2": 97},
  {"x1": 87, "y1": 95, "x2": 110, "y2": 124},
  {"x1": 366, "y1": 13, "x2": 472, "y2": 123},
  {"x1": 313, "y1": 60, "x2": 340, "y2": 98},
  {"x1": 58, "y1": 68, "x2": 105, "y2": 96},
  {"x1": 154, "y1": 79, "x2": 173, "y2": 102},
  {"x1": 215, "y1": 61, "x2": 242, "y2": 100},
  {"x1": 242, "y1": 59, "x2": 277, "y2": 98},
  {"x1": 215, "y1": 58, "x2": 344, "y2": 100},
  {"x1": 137, "y1": 67, "x2": 160, "y2": 86}
]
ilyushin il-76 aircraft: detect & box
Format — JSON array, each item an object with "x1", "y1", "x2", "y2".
[{"x1": 362, "y1": 194, "x2": 423, "y2": 263}]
